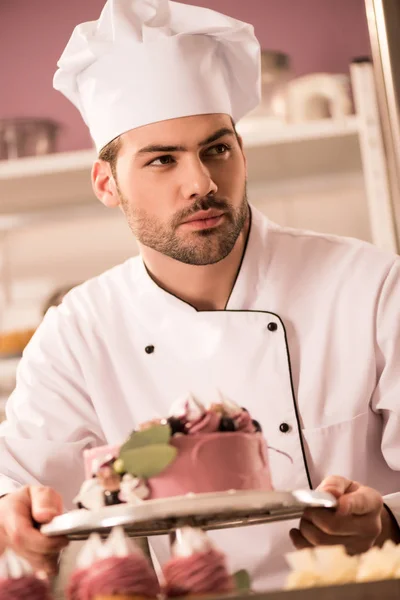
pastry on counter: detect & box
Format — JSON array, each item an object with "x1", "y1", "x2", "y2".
[
  {"x1": 0, "y1": 283, "x2": 78, "y2": 358},
  {"x1": 0, "y1": 328, "x2": 36, "y2": 358},
  {"x1": 285, "y1": 540, "x2": 400, "y2": 589}
]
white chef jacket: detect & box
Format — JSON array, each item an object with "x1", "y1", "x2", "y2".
[{"x1": 0, "y1": 206, "x2": 400, "y2": 590}]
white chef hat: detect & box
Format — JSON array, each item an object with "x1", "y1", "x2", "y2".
[{"x1": 53, "y1": 0, "x2": 261, "y2": 152}]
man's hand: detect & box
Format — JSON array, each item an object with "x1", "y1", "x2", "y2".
[
  {"x1": 0, "y1": 486, "x2": 69, "y2": 574},
  {"x1": 289, "y1": 476, "x2": 398, "y2": 555}
]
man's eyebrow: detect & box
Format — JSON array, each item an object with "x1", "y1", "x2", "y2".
[
  {"x1": 136, "y1": 143, "x2": 186, "y2": 155},
  {"x1": 198, "y1": 127, "x2": 236, "y2": 147},
  {"x1": 136, "y1": 127, "x2": 236, "y2": 156}
]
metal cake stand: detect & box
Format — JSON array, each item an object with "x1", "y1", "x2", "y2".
[{"x1": 41, "y1": 489, "x2": 337, "y2": 540}]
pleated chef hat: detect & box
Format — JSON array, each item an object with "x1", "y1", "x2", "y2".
[{"x1": 53, "y1": 0, "x2": 261, "y2": 152}]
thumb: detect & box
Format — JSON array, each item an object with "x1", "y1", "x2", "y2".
[
  {"x1": 337, "y1": 486, "x2": 383, "y2": 517},
  {"x1": 316, "y1": 475, "x2": 355, "y2": 499},
  {"x1": 29, "y1": 486, "x2": 63, "y2": 524}
]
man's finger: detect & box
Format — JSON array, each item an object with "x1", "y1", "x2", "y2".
[
  {"x1": 289, "y1": 528, "x2": 313, "y2": 550},
  {"x1": 6, "y1": 511, "x2": 67, "y2": 555},
  {"x1": 337, "y1": 486, "x2": 383, "y2": 517},
  {"x1": 316, "y1": 476, "x2": 356, "y2": 499},
  {"x1": 29, "y1": 486, "x2": 63, "y2": 524},
  {"x1": 302, "y1": 507, "x2": 381, "y2": 537},
  {"x1": 298, "y1": 517, "x2": 369, "y2": 547}
]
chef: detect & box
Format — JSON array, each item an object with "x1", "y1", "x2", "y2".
[{"x1": 0, "y1": 0, "x2": 399, "y2": 590}]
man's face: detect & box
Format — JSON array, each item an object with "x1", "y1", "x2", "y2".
[{"x1": 112, "y1": 114, "x2": 248, "y2": 266}]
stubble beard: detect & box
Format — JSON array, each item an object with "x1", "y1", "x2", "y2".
[{"x1": 120, "y1": 186, "x2": 249, "y2": 266}]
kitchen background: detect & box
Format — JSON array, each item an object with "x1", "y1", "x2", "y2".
[{"x1": 0, "y1": 0, "x2": 396, "y2": 406}]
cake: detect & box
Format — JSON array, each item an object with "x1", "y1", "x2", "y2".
[
  {"x1": 285, "y1": 541, "x2": 400, "y2": 590},
  {"x1": 75, "y1": 393, "x2": 273, "y2": 509},
  {"x1": 67, "y1": 527, "x2": 160, "y2": 600},
  {"x1": 0, "y1": 548, "x2": 53, "y2": 599},
  {"x1": 162, "y1": 527, "x2": 234, "y2": 597}
]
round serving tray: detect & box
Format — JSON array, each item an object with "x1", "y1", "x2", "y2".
[{"x1": 41, "y1": 489, "x2": 336, "y2": 540}]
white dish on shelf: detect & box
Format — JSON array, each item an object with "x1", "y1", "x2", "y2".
[{"x1": 41, "y1": 488, "x2": 336, "y2": 540}]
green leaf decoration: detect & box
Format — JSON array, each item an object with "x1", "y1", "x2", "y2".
[
  {"x1": 120, "y1": 423, "x2": 171, "y2": 455},
  {"x1": 119, "y1": 443, "x2": 177, "y2": 479},
  {"x1": 233, "y1": 570, "x2": 251, "y2": 592}
]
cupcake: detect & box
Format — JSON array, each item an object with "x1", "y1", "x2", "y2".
[
  {"x1": 0, "y1": 548, "x2": 53, "y2": 599},
  {"x1": 67, "y1": 527, "x2": 160, "y2": 600},
  {"x1": 67, "y1": 534, "x2": 103, "y2": 600},
  {"x1": 162, "y1": 527, "x2": 234, "y2": 597}
]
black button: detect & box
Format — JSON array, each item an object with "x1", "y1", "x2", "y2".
[
  {"x1": 267, "y1": 322, "x2": 278, "y2": 332},
  {"x1": 145, "y1": 345, "x2": 155, "y2": 354},
  {"x1": 279, "y1": 422, "x2": 290, "y2": 433}
]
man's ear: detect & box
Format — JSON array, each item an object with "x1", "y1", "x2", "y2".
[{"x1": 91, "y1": 160, "x2": 120, "y2": 208}]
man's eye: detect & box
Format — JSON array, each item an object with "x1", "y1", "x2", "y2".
[
  {"x1": 148, "y1": 155, "x2": 174, "y2": 166},
  {"x1": 206, "y1": 144, "x2": 230, "y2": 156}
]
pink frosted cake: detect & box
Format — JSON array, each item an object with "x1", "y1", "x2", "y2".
[{"x1": 75, "y1": 394, "x2": 273, "y2": 509}]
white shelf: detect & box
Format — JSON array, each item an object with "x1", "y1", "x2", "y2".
[
  {"x1": 0, "y1": 115, "x2": 361, "y2": 227},
  {"x1": 0, "y1": 149, "x2": 95, "y2": 180},
  {"x1": 237, "y1": 114, "x2": 359, "y2": 145}
]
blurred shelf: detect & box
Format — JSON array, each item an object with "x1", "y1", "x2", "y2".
[
  {"x1": 0, "y1": 356, "x2": 20, "y2": 396},
  {"x1": 0, "y1": 148, "x2": 97, "y2": 225},
  {"x1": 0, "y1": 115, "x2": 361, "y2": 226},
  {"x1": 237, "y1": 114, "x2": 359, "y2": 145}
]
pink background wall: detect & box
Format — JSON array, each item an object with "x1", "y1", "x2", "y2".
[{"x1": 0, "y1": 0, "x2": 371, "y2": 153}]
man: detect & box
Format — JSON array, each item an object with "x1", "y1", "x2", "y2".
[{"x1": 0, "y1": 0, "x2": 399, "y2": 591}]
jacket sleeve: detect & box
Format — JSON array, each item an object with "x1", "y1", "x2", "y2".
[
  {"x1": 371, "y1": 259, "x2": 400, "y2": 525},
  {"x1": 0, "y1": 305, "x2": 106, "y2": 509}
]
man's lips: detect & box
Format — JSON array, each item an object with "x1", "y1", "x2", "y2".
[
  {"x1": 181, "y1": 209, "x2": 225, "y2": 224},
  {"x1": 180, "y1": 210, "x2": 226, "y2": 231}
]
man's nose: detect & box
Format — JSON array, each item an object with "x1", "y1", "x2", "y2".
[{"x1": 180, "y1": 157, "x2": 218, "y2": 201}]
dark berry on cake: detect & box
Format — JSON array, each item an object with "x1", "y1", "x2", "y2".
[
  {"x1": 219, "y1": 417, "x2": 236, "y2": 432},
  {"x1": 168, "y1": 416, "x2": 187, "y2": 435},
  {"x1": 252, "y1": 419, "x2": 262, "y2": 432}
]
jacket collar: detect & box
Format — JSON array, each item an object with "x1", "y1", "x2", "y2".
[{"x1": 135, "y1": 205, "x2": 269, "y2": 317}]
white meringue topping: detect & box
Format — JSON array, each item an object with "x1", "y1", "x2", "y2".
[
  {"x1": 73, "y1": 478, "x2": 106, "y2": 511},
  {"x1": 173, "y1": 527, "x2": 213, "y2": 558},
  {"x1": 0, "y1": 549, "x2": 33, "y2": 579},
  {"x1": 169, "y1": 393, "x2": 206, "y2": 422},
  {"x1": 76, "y1": 533, "x2": 104, "y2": 569},
  {"x1": 216, "y1": 391, "x2": 241, "y2": 417},
  {"x1": 102, "y1": 527, "x2": 141, "y2": 559},
  {"x1": 90, "y1": 458, "x2": 101, "y2": 476},
  {"x1": 119, "y1": 474, "x2": 150, "y2": 504}
]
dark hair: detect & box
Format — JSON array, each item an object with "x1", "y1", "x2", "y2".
[{"x1": 98, "y1": 136, "x2": 122, "y2": 180}]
